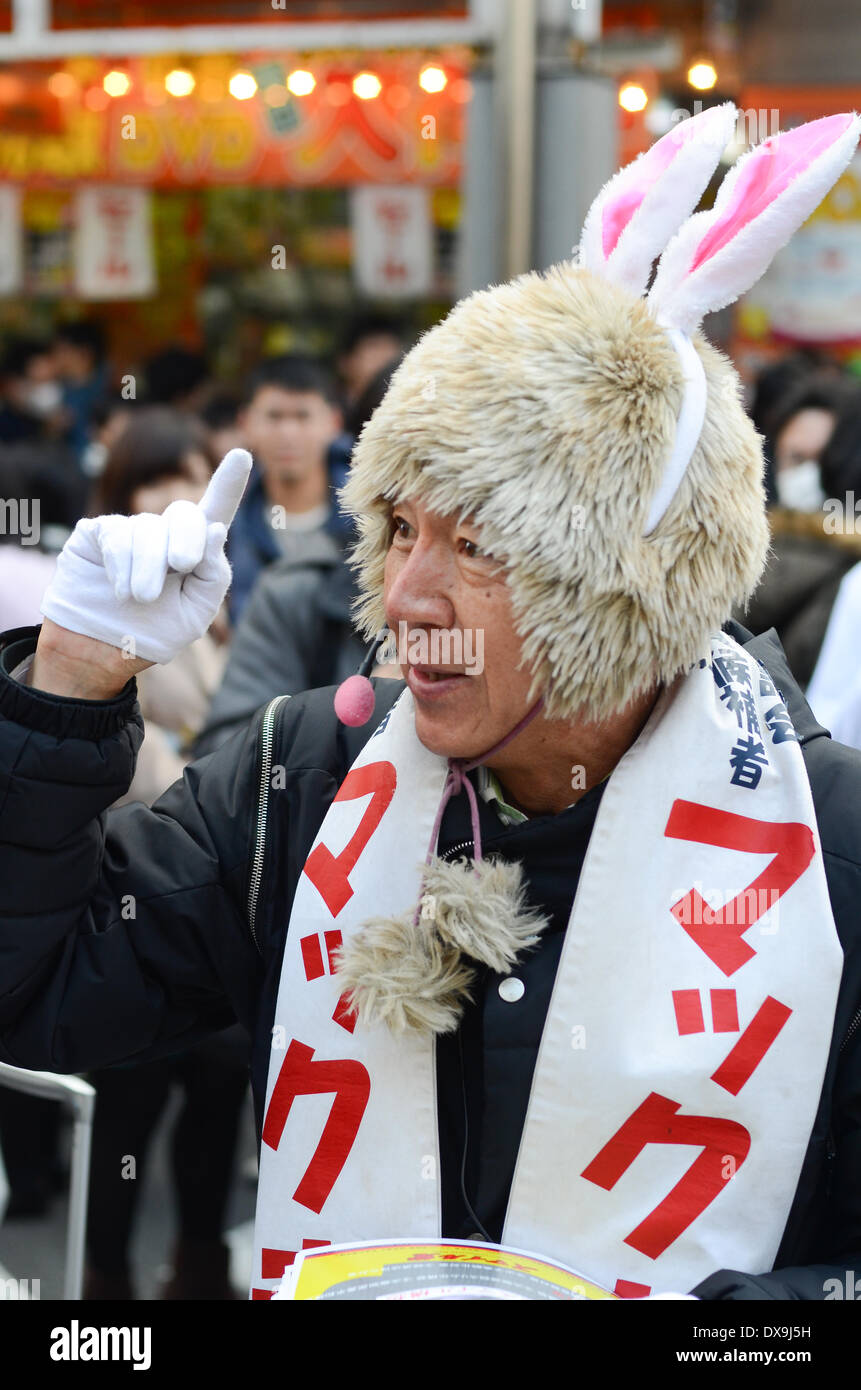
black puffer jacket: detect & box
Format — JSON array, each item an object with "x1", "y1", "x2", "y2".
[
  {"x1": 193, "y1": 539, "x2": 364, "y2": 760},
  {"x1": 0, "y1": 620, "x2": 859, "y2": 1300}
]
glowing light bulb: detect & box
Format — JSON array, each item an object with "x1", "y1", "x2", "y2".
[
  {"x1": 353, "y1": 72, "x2": 382, "y2": 101},
  {"x1": 688, "y1": 61, "x2": 718, "y2": 91},
  {"x1": 419, "y1": 65, "x2": 447, "y2": 94},
  {"x1": 48, "y1": 72, "x2": 78, "y2": 99},
  {"x1": 619, "y1": 83, "x2": 648, "y2": 113},
  {"x1": 85, "y1": 86, "x2": 110, "y2": 112},
  {"x1": 229, "y1": 71, "x2": 258, "y2": 101},
  {"x1": 287, "y1": 69, "x2": 316, "y2": 97},
  {"x1": 165, "y1": 68, "x2": 196, "y2": 98},
  {"x1": 103, "y1": 70, "x2": 131, "y2": 98}
]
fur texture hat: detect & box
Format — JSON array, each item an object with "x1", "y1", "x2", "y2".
[
  {"x1": 342, "y1": 106, "x2": 861, "y2": 723},
  {"x1": 335, "y1": 107, "x2": 861, "y2": 1037}
]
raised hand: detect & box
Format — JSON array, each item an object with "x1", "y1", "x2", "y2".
[{"x1": 33, "y1": 449, "x2": 252, "y2": 698}]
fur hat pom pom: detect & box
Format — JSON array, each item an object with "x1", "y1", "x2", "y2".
[{"x1": 334, "y1": 856, "x2": 550, "y2": 1037}]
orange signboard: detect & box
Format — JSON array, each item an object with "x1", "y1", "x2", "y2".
[{"x1": 0, "y1": 54, "x2": 468, "y2": 187}]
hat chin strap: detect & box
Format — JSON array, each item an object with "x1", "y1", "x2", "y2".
[{"x1": 642, "y1": 327, "x2": 708, "y2": 536}]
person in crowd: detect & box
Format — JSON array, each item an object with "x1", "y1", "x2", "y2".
[
  {"x1": 83, "y1": 1019, "x2": 250, "y2": 1301},
  {"x1": 200, "y1": 387, "x2": 246, "y2": 462},
  {"x1": 0, "y1": 446, "x2": 86, "y2": 631},
  {"x1": 226, "y1": 354, "x2": 351, "y2": 625},
  {"x1": 336, "y1": 311, "x2": 406, "y2": 411},
  {"x1": 1, "y1": 107, "x2": 861, "y2": 1304},
  {"x1": 52, "y1": 321, "x2": 109, "y2": 465},
  {"x1": 0, "y1": 337, "x2": 63, "y2": 445},
  {"x1": 193, "y1": 358, "x2": 401, "y2": 758},
  {"x1": 770, "y1": 375, "x2": 851, "y2": 512},
  {"x1": 746, "y1": 349, "x2": 841, "y2": 505},
  {"x1": 737, "y1": 375, "x2": 861, "y2": 687},
  {"x1": 144, "y1": 348, "x2": 211, "y2": 414},
  {"x1": 80, "y1": 390, "x2": 136, "y2": 480}
]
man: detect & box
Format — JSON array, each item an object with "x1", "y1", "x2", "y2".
[
  {"x1": 226, "y1": 354, "x2": 351, "y2": 624},
  {"x1": 336, "y1": 312, "x2": 404, "y2": 413},
  {"x1": 0, "y1": 106, "x2": 859, "y2": 1301},
  {"x1": 0, "y1": 336, "x2": 62, "y2": 445},
  {"x1": 192, "y1": 358, "x2": 402, "y2": 759},
  {"x1": 52, "y1": 320, "x2": 108, "y2": 466}
]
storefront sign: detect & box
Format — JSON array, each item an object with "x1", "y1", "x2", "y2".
[
  {"x1": 73, "y1": 186, "x2": 155, "y2": 299},
  {"x1": 352, "y1": 184, "x2": 433, "y2": 295},
  {"x1": 0, "y1": 185, "x2": 23, "y2": 293},
  {"x1": 0, "y1": 55, "x2": 466, "y2": 189}
]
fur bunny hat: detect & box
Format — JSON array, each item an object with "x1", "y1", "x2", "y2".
[{"x1": 342, "y1": 107, "x2": 861, "y2": 723}]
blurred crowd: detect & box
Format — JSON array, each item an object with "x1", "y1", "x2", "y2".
[
  {"x1": 0, "y1": 309, "x2": 405, "y2": 1300},
  {"x1": 3, "y1": 313, "x2": 861, "y2": 1299}
]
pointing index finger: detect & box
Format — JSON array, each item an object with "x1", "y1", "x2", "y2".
[{"x1": 198, "y1": 448, "x2": 253, "y2": 526}]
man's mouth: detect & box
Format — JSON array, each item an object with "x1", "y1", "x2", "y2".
[{"x1": 406, "y1": 665, "x2": 472, "y2": 696}]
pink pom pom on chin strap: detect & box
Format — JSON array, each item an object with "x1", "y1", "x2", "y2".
[{"x1": 334, "y1": 674, "x2": 377, "y2": 727}]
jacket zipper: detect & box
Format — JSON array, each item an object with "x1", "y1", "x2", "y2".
[
  {"x1": 840, "y1": 1005, "x2": 861, "y2": 1055},
  {"x1": 440, "y1": 840, "x2": 474, "y2": 863},
  {"x1": 247, "y1": 695, "x2": 291, "y2": 956}
]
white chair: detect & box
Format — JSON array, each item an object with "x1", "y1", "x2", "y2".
[{"x1": 0, "y1": 1063, "x2": 95, "y2": 1300}]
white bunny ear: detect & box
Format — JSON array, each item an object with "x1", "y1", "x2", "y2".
[
  {"x1": 649, "y1": 111, "x2": 861, "y2": 332},
  {"x1": 578, "y1": 102, "x2": 737, "y2": 297}
]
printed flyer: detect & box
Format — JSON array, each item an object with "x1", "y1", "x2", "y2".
[{"x1": 273, "y1": 1240, "x2": 619, "y2": 1301}]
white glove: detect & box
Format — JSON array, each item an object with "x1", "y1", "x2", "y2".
[{"x1": 40, "y1": 448, "x2": 252, "y2": 666}]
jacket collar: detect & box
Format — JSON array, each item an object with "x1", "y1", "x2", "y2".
[{"x1": 727, "y1": 619, "x2": 828, "y2": 748}]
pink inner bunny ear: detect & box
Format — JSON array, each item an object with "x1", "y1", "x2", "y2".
[
  {"x1": 601, "y1": 132, "x2": 679, "y2": 259},
  {"x1": 690, "y1": 112, "x2": 856, "y2": 272},
  {"x1": 599, "y1": 105, "x2": 734, "y2": 260}
]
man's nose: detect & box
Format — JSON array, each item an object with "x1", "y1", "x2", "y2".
[{"x1": 385, "y1": 538, "x2": 455, "y2": 630}]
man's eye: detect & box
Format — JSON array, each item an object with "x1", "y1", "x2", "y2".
[
  {"x1": 391, "y1": 515, "x2": 411, "y2": 540},
  {"x1": 461, "y1": 537, "x2": 489, "y2": 560}
]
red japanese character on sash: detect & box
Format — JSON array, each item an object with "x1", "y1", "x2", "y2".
[
  {"x1": 664, "y1": 800, "x2": 814, "y2": 975},
  {"x1": 582, "y1": 1093, "x2": 751, "y2": 1258},
  {"x1": 262, "y1": 1040, "x2": 370, "y2": 1214},
  {"x1": 304, "y1": 762, "x2": 397, "y2": 916}
]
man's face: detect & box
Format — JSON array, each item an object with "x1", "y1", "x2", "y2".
[
  {"x1": 383, "y1": 499, "x2": 535, "y2": 760},
  {"x1": 241, "y1": 386, "x2": 341, "y2": 487},
  {"x1": 52, "y1": 342, "x2": 93, "y2": 384}
]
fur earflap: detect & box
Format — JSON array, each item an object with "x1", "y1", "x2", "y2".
[{"x1": 334, "y1": 855, "x2": 550, "y2": 1036}]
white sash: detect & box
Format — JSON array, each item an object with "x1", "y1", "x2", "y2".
[{"x1": 251, "y1": 633, "x2": 842, "y2": 1298}]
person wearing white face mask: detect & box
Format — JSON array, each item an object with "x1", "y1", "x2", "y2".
[
  {"x1": 737, "y1": 375, "x2": 861, "y2": 689},
  {"x1": 772, "y1": 385, "x2": 841, "y2": 511},
  {"x1": 0, "y1": 337, "x2": 65, "y2": 445}
]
